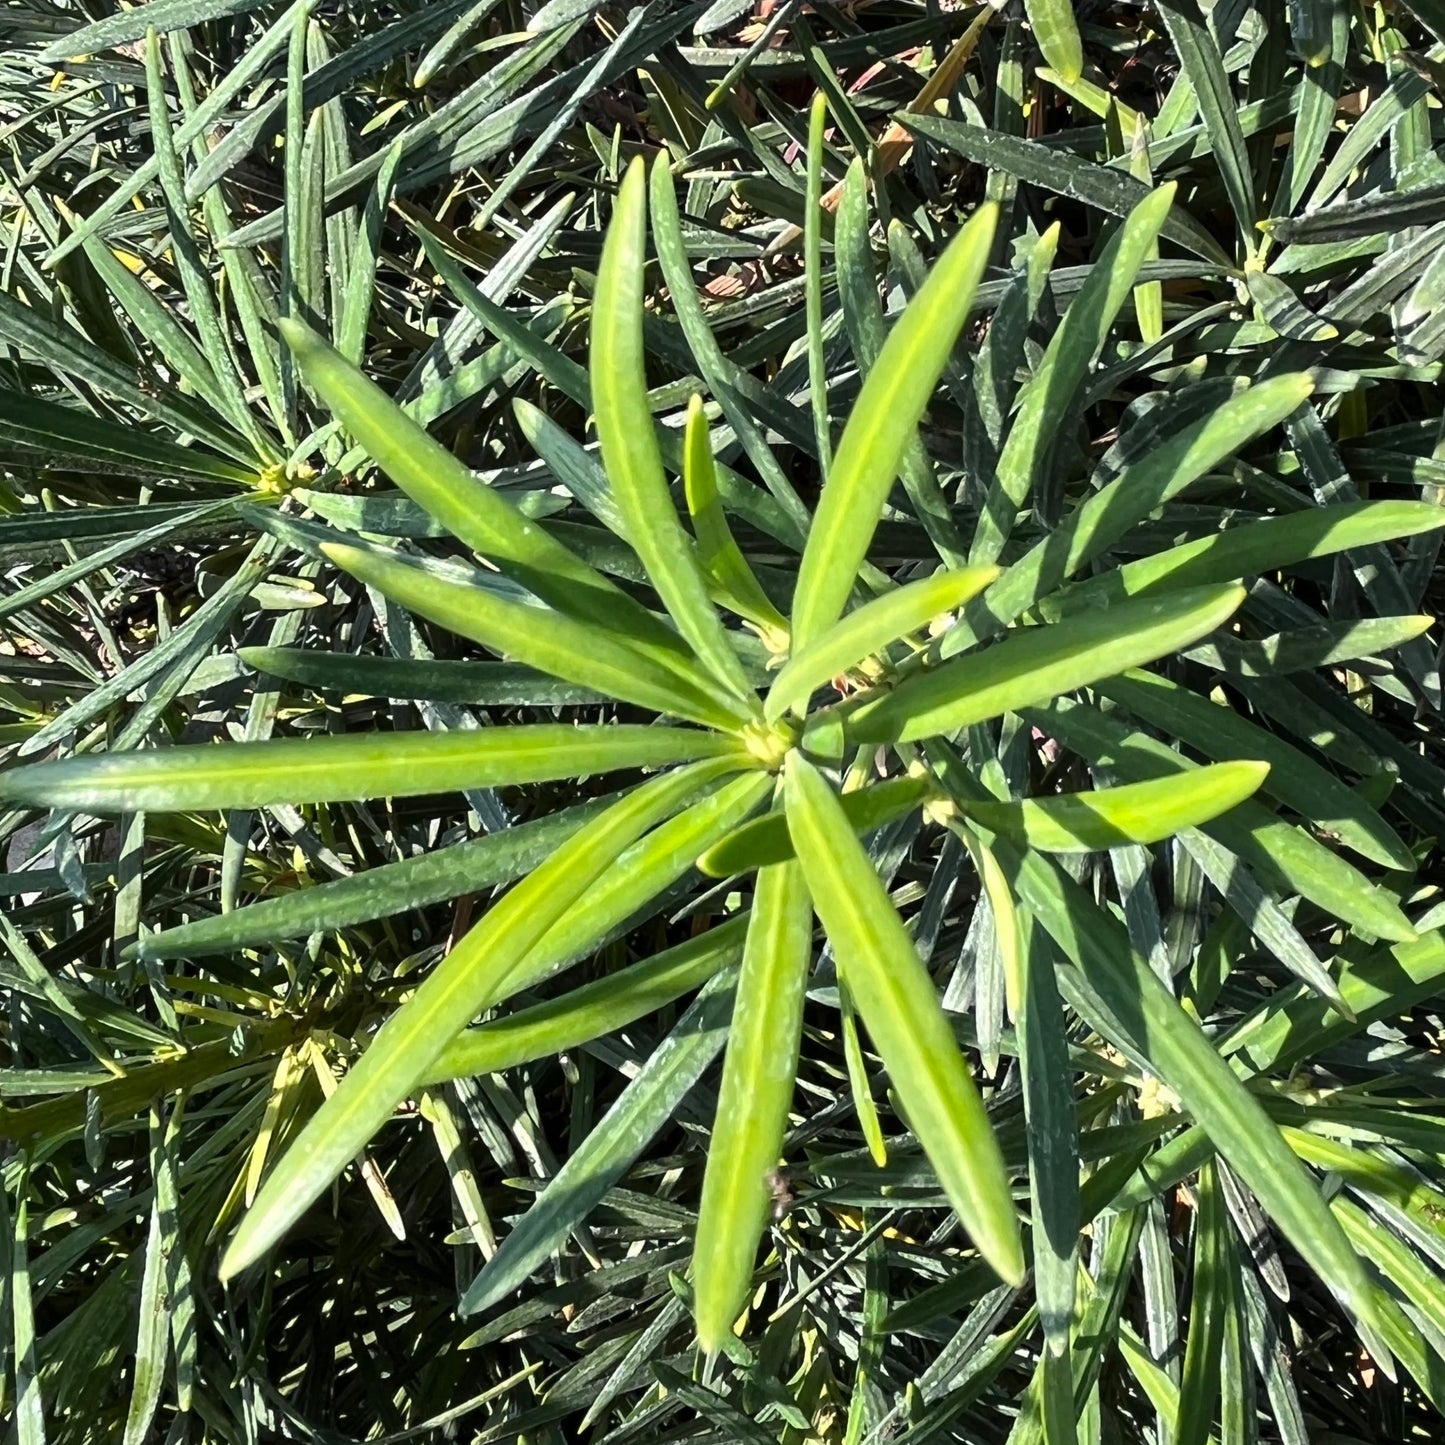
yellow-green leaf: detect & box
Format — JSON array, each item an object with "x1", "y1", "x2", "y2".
[
  {"x1": 959, "y1": 761, "x2": 1270, "y2": 853},
  {"x1": 791, "y1": 202, "x2": 998, "y2": 647},
  {"x1": 683, "y1": 395, "x2": 789, "y2": 643},
  {"x1": 784, "y1": 754, "x2": 1024, "y2": 1285},
  {"x1": 0, "y1": 725, "x2": 729, "y2": 814},
  {"x1": 766, "y1": 567, "x2": 999, "y2": 721},
  {"x1": 323, "y1": 541, "x2": 752, "y2": 732},
  {"x1": 593, "y1": 158, "x2": 757, "y2": 706},
  {"x1": 220, "y1": 756, "x2": 738, "y2": 1279},
  {"x1": 849, "y1": 584, "x2": 1245, "y2": 745},
  {"x1": 279, "y1": 317, "x2": 719, "y2": 700},
  {"x1": 422, "y1": 916, "x2": 750, "y2": 1086},
  {"x1": 693, "y1": 858, "x2": 813, "y2": 1352},
  {"x1": 1026, "y1": 0, "x2": 1083, "y2": 81}
]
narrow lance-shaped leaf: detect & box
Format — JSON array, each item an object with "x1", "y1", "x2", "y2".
[
  {"x1": 835, "y1": 158, "x2": 969, "y2": 568},
  {"x1": 805, "y1": 93, "x2": 832, "y2": 475},
  {"x1": 494, "y1": 770, "x2": 773, "y2": 999},
  {"x1": 460, "y1": 969, "x2": 737, "y2": 1316},
  {"x1": 155, "y1": 1100, "x2": 195, "y2": 1408},
  {"x1": 951, "y1": 820, "x2": 1026, "y2": 1026},
  {"x1": 42, "y1": 0, "x2": 275, "y2": 59},
  {"x1": 766, "y1": 567, "x2": 999, "y2": 721},
  {"x1": 785, "y1": 754, "x2": 1024, "y2": 1285},
  {"x1": 942, "y1": 750, "x2": 1380, "y2": 1338},
  {"x1": 1016, "y1": 915, "x2": 1078, "y2": 1354},
  {"x1": 840, "y1": 980, "x2": 888, "y2": 1168},
  {"x1": 1026, "y1": 0, "x2": 1083, "y2": 81},
  {"x1": 123, "y1": 1115, "x2": 170, "y2": 1445},
  {"x1": 144, "y1": 28, "x2": 268, "y2": 457},
  {"x1": 1192, "y1": 615, "x2": 1435, "y2": 681},
  {"x1": 1176, "y1": 1161, "x2": 1228, "y2": 1445},
  {"x1": 1330, "y1": 1199, "x2": 1445, "y2": 1410},
  {"x1": 954, "y1": 374, "x2": 1315, "y2": 652},
  {"x1": 1154, "y1": 0, "x2": 1256, "y2": 251},
  {"x1": 684, "y1": 396, "x2": 789, "y2": 643},
  {"x1": 238, "y1": 646, "x2": 603, "y2": 707},
  {"x1": 791, "y1": 202, "x2": 998, "y2": 647},
  {"x1": 973, "y1": 183, "x2": 1178, "y2": 566},
  {"x1": 1096, "y1": 671, "x2": 1413, "y2": 870},
  {"x1": 422, "y1": 916, "x2": 750, "y2": 1085},
  {"x1": 593, "y1": 157, "x2": 757, "y2": 706},
  {"x1": 1031, "y1": 694, "x2": 1418, "y2": 946},
  {"x1": 323, "y1": 541, "x2": 751, "y2": 732},
  {"x1": 1290, "y1": 0, "x2": 1336, "y2": 65},
  {"x1": 904, "y1": 113, "x2": 1226, "y2": 261},
  {"x1": 959, "y1": 761, "x2": 1270, "y2": 853},
  {"x1": 221, "y1": 756, "x2": 740, "y2": 1278},
  {"x1": 0, "y1": 724, "x2": 728, "y2": 814},
  {"x1": 1128, "y1": 118, "x2": 1164, "y2": 343},
  {"x1": 0, "y1": 389, "x2": 257, "y2": 484},
  {"x1": 849, "y1": 583, "x2": 1245, "y2": 745},
  {"x1": 280, "y1": 317, "x2": 595, "y2": 605},
  {"x1": 141, "y1": 794, "x2": 615, "y2": 958},
  {"x1": 694, "y1": 857, "x2": 813, "y2": 1352},
  {"x1": 337, "y1": 137, "x2": 402, "y2": 363},
  {"x1": 280, "y1": 318, "x2": 722, "y2": 699},
  {"x1": 699, "y1": 774, "x2": 931, "y2": 877},
  {"x1": 157, "y1": 769, "x2": 769, "y2": 978},
  {"x1": 11, "y1": 1158, "x2": 44, "y2": 1445},
  {"x1": 1047, "y1": 498, "x2": 1445, "y2": 614},
  {"x1": 648, "y1": 152, "x2": 810, "y2": 539},
  {"x1": 1222, "y1": 928, "x2": 1445, "y2": 1078}
]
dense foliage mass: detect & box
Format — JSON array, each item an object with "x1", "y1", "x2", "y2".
[{"x1": 2, "y1": 0, "x2": 1445, "y2": 1441}]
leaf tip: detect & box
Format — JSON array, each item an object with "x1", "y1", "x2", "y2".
[
  {"x1": 217, "y1": 1230, "x2": 257, "y2": 1285},
  {"x1": 619, "y1": 152, "x2": 648, "y2": 201},
  {"x1": 319, "y1": 541, "x2": 370, "y2": 578},
  {"x1": 277, "y1": 315, "x2": 316, "y2": 354}
]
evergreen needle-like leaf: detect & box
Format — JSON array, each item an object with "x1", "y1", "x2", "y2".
[
  {"x1": 322, "y1": 541, "x2": 752, "y2": 731},
  {"x1": 791, "y1": 203, "x2": 997, "y2": 647},
  {"x1": 850, "y1": 584, "x2": 1245, "y2": 745},
  {"x1": 221, "y1": 757, "x2": 740, "y2": 1278},
  {"x1": 592, "y1": 158, "x2": 758, "y2": 705},
  {"x1": 693, "y1": 857, "x2": 812, "y2": 1352},
  {"x1": 280, "y1": 318, "x2": 725, "y2": 700},
  {"x1": 960, "y1": 761, "x2": 1270, "y2": 853},
  {"x1": 785, "y1": 754, "x2": 1024, "y2": 1284}
]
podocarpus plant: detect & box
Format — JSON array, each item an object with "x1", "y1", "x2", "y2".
[{"x1": 5, "y1": 151, "x2": 1445, "y2": 1382}]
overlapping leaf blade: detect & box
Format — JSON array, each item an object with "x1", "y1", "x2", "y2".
[
  {"x1": 221, "y1": 757, "x2": 740, "y2": 1278},
  {"x1": 785, "y1": 754, "x2": 1024, "y2": 1286},
  {"x1": 790, "y1": 203, "x2": 997, "y2": 647}
]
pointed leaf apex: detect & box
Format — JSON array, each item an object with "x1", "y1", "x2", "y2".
[{"x1": 277, "y1": 316, "x2": 315, "y2": 352}]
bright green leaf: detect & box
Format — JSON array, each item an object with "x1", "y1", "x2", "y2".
[
  {"x1": 0, "y1": 724, "x2": 729, "y2": 814},
  {"x1": 785, "y1": 754, "x2": 1024, "y2": 1285},
  {"x1": 766, "y1": 567, "x2": 999, "y2": 721},
  {"x1": 592, "y1": 157, "x2": 758, "y2": 706},
  {"x1": 791, "y1": 202, "x2": 997, "y2": 647},
  {"x1": 220, "y1": 757, "x2": 736, "y2": 1278},
  {"x1": 960, "y1": 761, "x2": 1270, "y2": 853},
  {"x1": 849, "y1": 584, "x2": 1245, "y2": 745},
  {"x1": 322, "y1": 541, "x2": 752, "y2": 731},
  {"x1": 693, "y1": 858, "x2": 812, "y2": 1352}
]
